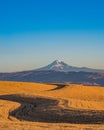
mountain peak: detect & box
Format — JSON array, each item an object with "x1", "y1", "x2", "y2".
[
  {"x1": 37, "y1": 60, "x2": 70, "y2": 72},
  {"x1": 53, "y1": 60, "x2": 63, "y2": 64},
  {"x1": 36, "y1": 60, "x2": 104, "y2": 72},
  {"x1": 52, "y1": 60, "x2": 64, "y2": 64}
]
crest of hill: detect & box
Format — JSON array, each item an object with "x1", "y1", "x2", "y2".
[{"x1": 0, "y1": 81, "x2": 104, "y2": 102}]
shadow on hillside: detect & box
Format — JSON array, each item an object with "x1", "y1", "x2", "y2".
[
  {"x1": 0, "y1": 94, "x2": 104, "y2": 124},
  {"x1": 47, "y1": 83, "x2": 66, "y2": 91}
]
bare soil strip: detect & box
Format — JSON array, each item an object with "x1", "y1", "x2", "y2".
[{"x1": 0, "y1": 94, "x2": 104, "y2": 124}]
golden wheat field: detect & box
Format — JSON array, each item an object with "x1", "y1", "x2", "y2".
[{"x1": 0, "y1": 81, "x2": 104, "y2": 130}]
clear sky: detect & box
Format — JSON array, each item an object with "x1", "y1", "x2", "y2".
[{"x1": 0, "y1": 0, "x2": 104, "y2": 72}]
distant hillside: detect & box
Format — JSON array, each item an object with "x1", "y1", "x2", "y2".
[{"x1": 0, "y1": 70, "x2": 104, "y2": 86}]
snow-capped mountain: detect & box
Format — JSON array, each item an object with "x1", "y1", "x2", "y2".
[
  {"x1": 37, "y1": 60, "x2": 71, "y2": 71},
  {"x1": 36, "y1": 60, "x2": 104, "y2": 72},
  {"x1": 0, "y1": 60, "x2": 104, "y2": 86}
]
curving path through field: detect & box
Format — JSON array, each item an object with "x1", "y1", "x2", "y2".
[{"x1": 0, "y1": 94, "x2": 104, "y2": 124}]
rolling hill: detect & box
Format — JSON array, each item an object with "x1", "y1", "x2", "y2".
[
  {"x1": 0, "y1": 81, "x2": 104, "y2": 129},
  {"x1": 0, "y1": 70, "x2": 104, "y2": 86}
]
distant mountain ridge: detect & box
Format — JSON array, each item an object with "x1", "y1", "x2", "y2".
[
  {"x1": 36, "y1": 60, "x2": 104, "y2": 72},
  {"x1": 0, "y1": 60, "x2": 104, "y2": 86},
  {"x1": 0, "y1": 70, "x2": 104, "y2": 86}
]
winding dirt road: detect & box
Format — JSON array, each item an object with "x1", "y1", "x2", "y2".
[{"x1": 0, "y1": 94, "x2": 104, "y2": 124}]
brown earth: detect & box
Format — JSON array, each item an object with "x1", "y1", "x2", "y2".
[{"x1": 0, "y1": 81, "x2": 104, "y2": 130}]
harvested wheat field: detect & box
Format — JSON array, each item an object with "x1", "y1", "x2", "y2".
[{"x1": 0, "y1": 81, "x2": 104, "y2": 130}]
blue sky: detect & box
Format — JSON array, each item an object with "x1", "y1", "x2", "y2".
[{"x1": 0, "y1": 0, "x2": 104, "y2": 72}]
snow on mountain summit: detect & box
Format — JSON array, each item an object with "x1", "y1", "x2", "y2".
[
  {"x1": 36, "y1": 60, "x2": 73, "y2": 72},
  {"x1": 51, "y1": 60, "x2": 65, "y2": 67},
  {"x1": 49, "y1": 60, "x2": 65, "y2": 70},
  {"x1": 36, "y1": 60, "x2": 104, "y2": 72}
]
